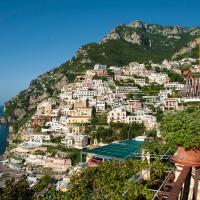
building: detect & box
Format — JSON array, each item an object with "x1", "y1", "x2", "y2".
[
  {"x1": 107, "y1": 107, "x2": 127, "y2": 123},
  {"x1": 61, "y1": 133, "x2": 88, "y2": 149},
  {"x1": 164, "y1": 82, "x2": 184, "y2": 91},
  {"x1": 29, "y1": 132, "x2": 51, "y2": 144},
  {"x1": 134, "y1": 78, "x2": 146, "y2": 86},
  {"x1": 127, "y1": 100, "x2": 142, "y2": 112},
  {"x1": 95, "y1": 69, "x2": 108, "y2": 77},
  {"x1": 73, "y1": 89, "x2": 97, "y2": 100},
  {"x1": 36, "y1": 100, "x2": 53, "y2": 116},
  {"x1": 116, "y1": 86, "x2": 139, "y2": 94},
  {"x1": 164, "y1": 98, "x2": 182, "y2": 111},
  {"x1": 123, "y1": 62, "x2": 147, "y2": 77},
  {"x1": 26, "y1": 155, "x2": 72, "y2": 172},
  {"x1": 66, "y1": 116, "x2": 91, "y2": 124},
  {"x1": 94, "y1": 64, "x2": 107, "y2": 71},
  {"x1": 147, "y1": 72, "x2": 170, "y2": 84}
]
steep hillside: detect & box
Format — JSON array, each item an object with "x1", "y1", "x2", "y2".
[
  {"x1": 4, "y1": 20, "x2": 200, "y2": 128},
  {"x1": 172, "y1": 38, "x2": 200, "y2": 60}
]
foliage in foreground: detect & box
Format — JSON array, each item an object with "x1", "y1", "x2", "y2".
[
  {"x1": 61, "y1": 159, "x2": 168, "y2": 200},
  {"x1": 160, "y1": 106, "x2": 200, "y2": 149},
  {"x1": 0, "y1": 176, "x2": 34, "y2": 200},
  {"x1": 0, "y1": 159, "x2": 169, "y2": 200}
]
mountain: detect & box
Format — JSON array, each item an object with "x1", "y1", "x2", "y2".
[{"x1": 4, "y1": 20, "x2": 200, "y2": 128}]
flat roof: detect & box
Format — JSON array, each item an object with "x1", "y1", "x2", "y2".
[{"x1": 82, "y1": 139, "x2": 143, "y2": 161}]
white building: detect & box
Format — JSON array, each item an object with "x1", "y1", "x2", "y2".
[
  {"x1": 147, "y1": 72, "x2": 169, "y2": 84},
  {"x1": 61, "y1": 133, "x2": 88, "y2": 149},
  {"x1": 73, "y1": 90, "x2": 97, "y2": 100},
  {"x1": 123, "y1": 62, "x2": 147, "y2": 77},
  {"x1": 94, "y1": 64, "x2": 107, "y2": 71},
  {"x1": 164, "y1": 82, "x2": 184, "y2": 91},
  {"x1": 107, "y1": 107, "x2": 127, "y2": 123},
  {"x1": 116, "y1": 86, "x2": 139, "y2": 94},
  {"x1": 26, "y1": 155, "x2": 72, "y2": 172},
  {"x1": 29, "y1": 132, "x2": 51, "y2": 144}
]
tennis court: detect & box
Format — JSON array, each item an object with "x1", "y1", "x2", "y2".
[{"x1": 81, "y1": 139, "x2": 143, "y2": 161}]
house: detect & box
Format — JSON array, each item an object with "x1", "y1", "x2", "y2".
[
  {"x1": 82, "y1": 78, "x2": 93, "y2": 90},
  {"x1": 158, "y1": 90, "x2": 172, "y2": 103},
  {"x1": 164, "y1": 98, "x2": 182, "y2": 111},
  {"x1": 123, "y1": 62, "x2": 147, "y2": 77},
  {"x1": 126, "y1": 113, "x2": 157, "y2": 130},
  {"x1": 85, "y1": 70, "x2": 96, "y2": 78},
  {"x1": 29, "y1": 132, "x2": 51, "y2": 144},
  {"x1": 164, "y1": 82, "x2": 184, "y2": 91},
  {"x1": 107, "y1": 107, "x2": 127, "y2": 123},
  {"x1": 66, "y1": 116, "x2": 91, "y2": 124},
  {"x1": 26, "y1": 155, "x2": 72, "y2": 172},
  {"x1": 147, "y1": 72, "x2": 169, "y2": 84},
  {"x1": 142, "y1": 96, "x2": 158, "y2": 104},
  {"x1": 36, "y1": 100, "x2": 53, "y2": 116},
  {"x1": 114, "y1": 75, "x2": 134, "y2": 81},
  {"x1": 68, "y1": 124, "x2": 85, "y2": 134},
  {"x1": 61, "y1": 135, "x2": 74, "y2": 148},
  {"x1": 61, "y1": 133, "x2": 88, "y2": 149},
  {"x1": 94, "y1": 64, "x2": 107, "y2": 71},
  {"x1": 88, "y1": 97, "x2": 106, "y2": 112},
  {"x1": 116, "y1": 86, "x2": 139, "y2": 94},
  {"x1": 74, "y1": 98, "x2": 89, "y2": 109},
  {"x1": 74, "y1": 134, "x2": 88, "y2": 149},
  {"x1": 73, "y1": 89, "x2": 97, "y2": 100},
  {"x1": 134, "y1": 78, "x2": 146, "y2": 86},
  {"x1": 95, "y1": 69, "x2": 108, "y2": 77},
  {"x1": 127, "y1": 100, "x2": 142, "y2": 112},
  {"x1": 96, "y1": 99, "x2": 106, "y2": 111}
]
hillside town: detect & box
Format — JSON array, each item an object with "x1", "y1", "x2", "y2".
[{"x1": 2, "y1": 56, "x2": 199, "y2": 193}]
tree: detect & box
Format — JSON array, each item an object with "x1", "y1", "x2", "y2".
[
  {"x1": 34, "y1": 175, "x2": 52, "y2": 192},
  {"x1": 63, "y1": 159, "x2": 168, "y2": 199},
  {"x1": 160, "y1": 107, "x2": 200, "y2": 149},
  {"x1": 0, "y1": 176, "x2": 34, "y2": 200}
]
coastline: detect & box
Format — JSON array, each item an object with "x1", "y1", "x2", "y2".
[{"x1": 0, "y1": 106, "x2": 9, "y2": 161}]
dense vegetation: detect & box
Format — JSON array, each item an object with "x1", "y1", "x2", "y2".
[
  {"x1": 160, "y1": 106, "x2": 200, "y2": 149},
  {"x1": 0, "y1": 176, "x2": 34, "y2": 200},
  {"x1": 0, "y1": 158, "x2": 171, "y2": 200},
  {"x1": 46, "y1": 145, "x2": 81, "y2": 165},
  {"x1": 91, "y1": 122, "x2": 145, "y2": 143}
]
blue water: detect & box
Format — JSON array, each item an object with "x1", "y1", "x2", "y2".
[{"x1": 0, "y1": 106, "x2": 8, "y2": 155}]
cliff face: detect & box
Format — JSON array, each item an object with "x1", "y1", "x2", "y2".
[
  {"x1": 103, "y1": 20, "x2": 200, "y2": 46},
  {"x1": 4, "y1": 20, "x2": 200, "y2": 125}
]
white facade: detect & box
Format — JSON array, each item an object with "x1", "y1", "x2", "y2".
[
  {"x1": 73, "y1": 90, "x2": 97, "y2": 100},
  {"x1": 107, "y1": 107, "x2": 127, "y2": 123},
  {"x1": 147, "y1": 72, "x2": 169, "y2": 84},
  {"x1": 164, "y1": 82, "x2": 184, "y2": 91},
  {"x1": 94, "y1": 64, "x2": 107, "y2": 71},
  {"x1": 116, "y1": 86, "x2": 139, "y2": 94},
  {"x1": 61, "y1": 133, "x2": 88, "y2": 149}
]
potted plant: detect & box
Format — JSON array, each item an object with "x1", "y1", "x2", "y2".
[
  {"x1": 182, "y1": 64, "x2": 191, "y2": 77},
  {"x1": 160, "y1": 106, "x2": 200, "y2": 167}
]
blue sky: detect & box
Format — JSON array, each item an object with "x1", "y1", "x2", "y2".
[{"x1": 0, "y1": 0, "x2": 200, "y2": 104}]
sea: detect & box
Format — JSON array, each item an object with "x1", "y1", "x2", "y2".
[{"x1": 0, "y1": 106, "x2": 8, "y2": 155}]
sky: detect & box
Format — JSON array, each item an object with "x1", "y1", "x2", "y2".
[{"x1": 0, "y1": 0, "x2": 200, "y2": 104}]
